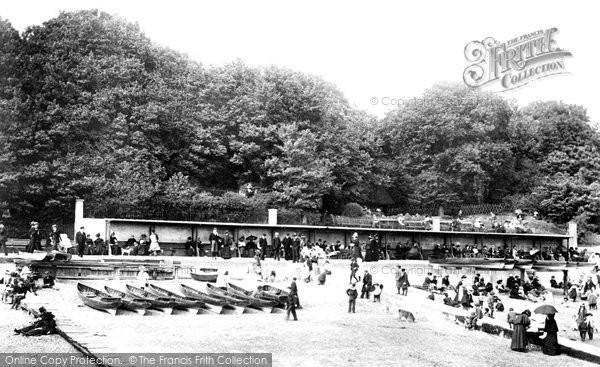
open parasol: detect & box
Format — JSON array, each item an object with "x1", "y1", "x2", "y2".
[{"x1": 534, "y1": 305, "x2": 558, "y2": 315}]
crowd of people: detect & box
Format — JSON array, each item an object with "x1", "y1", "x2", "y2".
[
  {"x1": 2, "y1": 266, "x2": 55, "y2": 311},
  {"x1": 185, "y1": 229, "x2": 385, "y2": 262},
  {"x1": 428, "y1": 241, "x2": 592, "y2": 262},
  {"x1": 416, "y1": 267, "x2": 600, "y2": 354}
]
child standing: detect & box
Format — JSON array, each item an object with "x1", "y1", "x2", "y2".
[
  {"x1": 507, "y1": 307, "x2": 516, "y2": 329},
  {"x1": 347, "y1": 283, "x2": 358, "y2": 313},
  {"x1": 373, "y1": 284, "x2": 383, "y2": 302}
]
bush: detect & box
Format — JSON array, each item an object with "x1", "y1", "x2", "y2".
[{"x1": 342, "y1": 202, "x2": 364, "y2": 217}]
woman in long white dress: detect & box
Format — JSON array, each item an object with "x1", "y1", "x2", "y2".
[
  {"x1": 149, "y1": 231, "x2": 161, "y2": 256},
  {"x1": 137, "y1": 266, "x2": 150, "y2": 288}
]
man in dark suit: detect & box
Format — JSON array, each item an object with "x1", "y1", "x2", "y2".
[
  {"x1": 208, "y1": 228, "x2": 221, "y2": 259},
  {"x1": 292, "y1": 234, "x2": 301, "y2": 263},
  {"x1": 75, "y1": 226, "x2": 86, "y2": 257},
  {"x1": 289, "y1": 277, "x2": 301, "y2": 308},
  {"x1": 282, "y1": 233, "x2": 292, "y2": 261},
  {"x1": 0, "y1": 223, "x2": 7, "y2": 256},
  {"x1": 361, "y1": 270, "x2": 373, "y2": 299},
  {"x1": 259, "y1": 234, "x2": 268, "y2": 260},
  {"x1": 273, "y1": 232, "x2": 282, "y2": 261}
]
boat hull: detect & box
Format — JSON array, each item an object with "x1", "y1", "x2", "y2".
[{"x1": 77, "y1": 283, "x2": 122, "y2": 314}]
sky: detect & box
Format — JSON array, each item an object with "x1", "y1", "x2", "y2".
[{"x1": 2, "y1": 0, "x2": 598, "y2": 122}]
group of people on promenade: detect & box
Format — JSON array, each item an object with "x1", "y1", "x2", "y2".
[{"x1": 187, "y1": 229, "x2": 384, "y2": 262}]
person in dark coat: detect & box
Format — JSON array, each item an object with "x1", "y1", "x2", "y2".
[
  {"x1": 108, "y1": 231, "x2": 119, "y2": 255},
  {"x1": 184, "y1": 237, "x2": 196, "y2": 256},
  {"x1": 286, "y1": 292, "x2": 298, "y2": 321},
  {"x1": 26, "y1": 222, "x2": 42, "y2": 253},
  {"x1": 289, "y1": 277, "x2": 301, "y2": 308},
  {"x1": 292, "y1": 234, "x2": 301, "y2": 263},
  {"x1": 542, "y1": 314, "x2": 560, "y2": 355},
  {"x1": 511, "y1": 309, "x2": 531, "y2": 351},
  {"x1": 347, "y1": 283, "x2": 358, "y2": 313},
  {"x1": 273, "y1": 232, "x2": 282, "y2": 261},
  {"x1": 282, "y1": 233, "x2": 292, "y2": 260},
  {"x1": 398, "y1": 268, "x2": 410, "y2": 296},
  {"x1": 137, "y1": 234, "x2": 148, "y2": 256},
  {"x1": 259, "y1": 234, "x2": 268, "y2": 260},
  {"x1": 0, "y1": 223, "x2": 7, "y2": 256},
  {"x1": 93, "y1": 234, "x2": 105, "y2": 255},
  {"x1": 360, "y1": 270, "x2": 373, "y2": 299},
  {"x1": 351, "y1": 233, "x2": 362, "y2": 260},
  {"x1": 75, "y1": 226, "x2": 86, "y2": 258},
  {"x1": 42, "y1": 271, "x2": 55, "y2": 288},
  {"x1": 222, "y1": 231, "x2": 233, "y2": 259},
  {"x1": 364, "y1": 236, "x2": 373, "y2": 262},
  {"x1": 47, "y1": 224, "x2": 61, "y2": 251},
  {"x1": 14, "y1": 307, "x2": 56, "y2": 336},
  {"x1": 208, "y1": 228, "x2": 221, "y2": 259}
]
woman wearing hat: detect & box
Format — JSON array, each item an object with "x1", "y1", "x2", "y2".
[
  {"x1": 542, "y1": 313, "x2": 560, "y2": 355},
  {"x1": 511, "y1": 309, "x2": 531, "y2": 351},
  {"x1": 26, "y1": 222, "x2": 41, "y2": 253}
]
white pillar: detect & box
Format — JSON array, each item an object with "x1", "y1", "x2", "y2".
[
  {"x1": 268, "y1": 209, "x2": 278, "y2": 226},
  {"x1": 568, "y1": 221, "x2": 578, "y2": 249},
  {"x1": 74, "y1": 199, "x2": 84, "y2": 235},
  {"x1": 432, "y1": 217, "x2": 441, "y2": 232}
]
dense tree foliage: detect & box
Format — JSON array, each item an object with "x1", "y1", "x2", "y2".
[{"x1": 1, "y1": 10, "x2": 600, "y2": 238}]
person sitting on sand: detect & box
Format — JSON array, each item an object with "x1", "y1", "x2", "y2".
[
  {"x1": 568, "y1": 284, "x2": 578, "y2": 302},
  {"x1": 465, "y1": 311, "x2": 478, "y2": 330},
  {"x1": 509, "y1": 286, "x2": 527, "y2": 300},
  {"x1": 41, "y1": 271, "x2": 55, "y2": 289},
  {"x1": 443, "y1": 292, "x2": 459, "y2": 307},
  {"x1": 495, "y1": 280, "x2": 509, "y2": 294},
  {"x1": 550, "y1": 276, "x2": 563, "y2": 289},
  {"x1": 14, "y1": 307, "x2": 56, "y2": 336},
  {"x1": 10, "y1": 278, "x2": 31, "y2": 310}
]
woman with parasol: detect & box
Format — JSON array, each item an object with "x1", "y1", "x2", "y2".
[{"x1": 535, "y1": 305, "x2": 560, "y2": 355}]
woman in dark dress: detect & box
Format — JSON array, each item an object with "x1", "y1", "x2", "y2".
[
  {"x1": 511, "y1": 309, "x2": 531, "y2": 351},
  {"x1": 542, "y1": 314, "x2": 560, "y2": 355}
]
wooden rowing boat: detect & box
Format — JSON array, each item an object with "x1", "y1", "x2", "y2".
[
  {"x1": 77, "y1": 283, "x2": 122, "y2": 315},
  {"x1": 205, "y1": 283, "x2": 252, "y2": 307},
  {"x1": 255, "y1": 285, "x2": 289, "y2": 305},
  {"x1": 18, "y1": 251, "x2": 49, "y2": 261},
  {"x1": 257, "y1": 284, "x2": 290, "y2": 296},
  {"x1": 566, "y1": 261, "x2": 596, "y2": 269},
  {"x1": 103, "y1": 286, "x2": 153, "y2": 315},
  {"x1": 532, "y1": 260, "x2": 567, "y2": 271},
  {"x1": 179, "y1": 284, "x2": 238, "y2": 313},
  {"x1": 125, "y1": 284, "x2": 177, "y2": 314},
  {"x1": 34, "y1": 250, "x2": 72, "y2": 262},
  {"x1": 226, "y1": 282, "x2": 279, "y2": 308},
  {"x1": 146, "y1": 283, "x2": 209, "y2": 313},
  {"x1": 190, "y1": 269, "x2": 219, "y2": 283},
  {"x1": 428, "y1": 257, "x2": 506, "y2": 269}
]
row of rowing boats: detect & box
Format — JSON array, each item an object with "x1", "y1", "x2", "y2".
[{"x1": 76, "y1": 282, "x2": 290, "y2": 315}]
